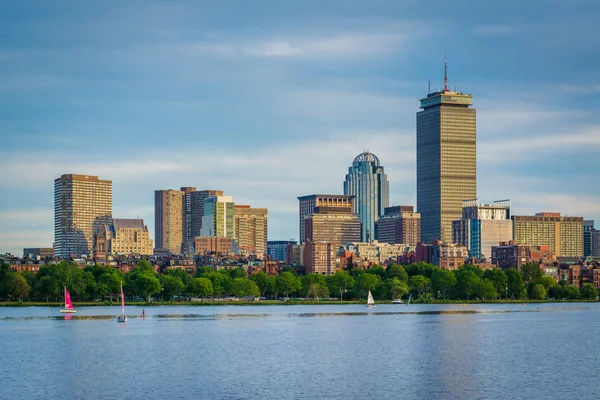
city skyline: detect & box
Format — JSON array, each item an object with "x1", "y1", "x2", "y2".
[{"x1": 2, "y1": 1, "x2": 600, "y2": 255}]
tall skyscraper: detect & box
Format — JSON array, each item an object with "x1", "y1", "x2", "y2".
[
  {"x1": 155, "y1": 189, "x2": 184, "y2": 254},
  {"x1": 54, "y1": 174, "x2": 112, "y2": 258},
  {"x1": 452, "y1": 199, "x2": 512, "y2": 260},
  {"x1": 234, "y1": 205, "x2": 268, "y2": 257},
  {"x1": 417, "y1": 60, "x2": 476, "y2": 243},
  {"x1": 200, "y1": 196, "x2": 235, "y2": 238},
  {"x1": 584, "y1": 220, "x2": 594, "y2": 257},
  {"x1": 181, "y1": 188, "x2": 224, "y2": 245},
  {"x1": 344, "y1": 151, "x2": 389, "y2": 242},
  {"x1": 297, "y1": 194, "x2": 354, "y2": 243},
  {"x1": 512, "y1": 213, "x2": 584, "y2": 257}
]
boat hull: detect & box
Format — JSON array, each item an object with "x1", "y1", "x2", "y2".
[
  {"x1": 59, "y1": 309, "x2": 77, "y2": 313},
  {"x1": 117, "y1": 316, "x2": 128, "y2": 323}
]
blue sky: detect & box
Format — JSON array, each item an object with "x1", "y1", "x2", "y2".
[{"x1": 1, "y1": 0, "x2": 600, "y2": 255}]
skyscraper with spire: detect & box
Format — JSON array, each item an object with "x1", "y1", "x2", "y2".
[
  {"x1": 417, "y1": 58, "x2": 476, "y2": 243},
  {"x1": 344, "y1": 151, "x2": 389, "y2": 242}
]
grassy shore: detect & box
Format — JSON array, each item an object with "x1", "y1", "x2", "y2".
[{"x1": 0, "y1": 298, "x2": 596, "y2": 307}]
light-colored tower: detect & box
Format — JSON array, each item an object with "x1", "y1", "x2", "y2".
[
  {"x1": 54, "y1": 174, "x2": 112, "y2": 258},
  {"x1": 344, "y1": 151, "x2": 389, "y2": 242},
  {"x1": 234, "y1": 205, "x2": 268, "y2": 257},
  {"x1": 155, "y1": 189, "x2": 184, "y2": 254},
  {"x1": 417, "y1": 60, "x2": 476, "y2": 243},
  {"x1": 201, "y1": 196, "x2": 235, "y2": 238}
]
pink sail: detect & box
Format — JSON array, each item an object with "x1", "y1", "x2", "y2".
[
  {"x1": 64, "y1": 287, "x2": 74, "y2": 309},
  {"x1": 120, "y1": 281, "x2": 125, "y2": 315}
]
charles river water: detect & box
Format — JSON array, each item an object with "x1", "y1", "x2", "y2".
[{"x1": 1, "y1": 303, "x2": 599, "y2": 400}]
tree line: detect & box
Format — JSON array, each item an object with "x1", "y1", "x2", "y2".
[{"x1": 0, "y1": 260, "x2": 598, "y2": 303}]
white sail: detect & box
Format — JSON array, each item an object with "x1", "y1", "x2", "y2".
[{"x1": 367, "y1": 290, "x2": 375, "y2": 305}]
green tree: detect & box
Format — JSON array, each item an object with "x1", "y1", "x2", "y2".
[
  {"x1": 521, "y1": 263, "x2": 543, "y2": 284},
  {"x1": 250, "y1": 272, "x2": 276, "y2": 297},
  {"x1": 580, "y1": 283, "x2": 599, "y2": 300},
  {"x1": 230, "y1": 278, "x2": 260, "y2": 299},
  {"x1": 365, "y1": 265, "x2": 386, "y2": 278},
  {"x1": 537, "y1": 275, "x2": 558, "y2": 290},
  {"x1": 230, "y1": 267, "x2": 247, "y2": 279},
  {"x1": 405, "y1": 262, "x2": 438, "y2": 279},
  {"x1": 11, "y1": 274, "x2": 30, "y2": 301},
  {"x1": 453, "y1": 270, "x2": 480, "y2": 300},
  {"x1": 548, "y1": 284, "x2": 563, "y2": 300},
  {"x1": 431, "y1": 269, "x2": 456, "y2": 299},
  {"x1": 530, "y1": 284, "x2": 547, "y2": 300},
  {"x1": 275, "y1": 272, "x2": 302, "y2": 299},
  {"x1": 326, "y1": 271, "x2": 355, "y2": 300},
  {"x1": 387, "y1": 278, "x2": 408, "y2": 300},
  {"x1": 306, "y1": 283, "x2": 329, "y2": 300},
  {"x1": 160, "y1": 275, "x2": 185, "y2": 300},
  {"x1": 302, "y1": 273, "x2": 327, "y2": 296},
  {"x1": 135, "y1": 259, "x2": 155, "y2": 273},
  {"x1": 136, "y1": 272, "x2": 161, "y2": 302},
  {"x1": 280, "y1": 266, "x2": 297, "y2": 275},
  {"x1": 35, "y1": 275, "x2": 61, "y2": 302},
  {"x1": 98, "y1": 271, "x2": 122, "y2": 301},
  {"x1": 409, "y1": 275, "x2": 431, "y2": 299},
  {"x1": 205, "y1": 272, "x2": 231, "y2": 299},
  {"x1": 506, "y1": 268, "x2": 525, "y2": 299},
  {"x1": 186, "y1": 277, "x2": 214, "y2": 300},
  {"x1": 474, "y1": 278, "x2": 498, "y2": 300},
  {"x1": 461, "y1": 264, "x2": 484, "y2": 278},
  {"x1": 563, "y1": 285, "x2": 580, "y2": 300},
  {"x1": 164, "y1": 268, "x2": 191, "y2": 286},
  {"x1": 386, "y1": 263, "x2": 408, "y2": 282},
  {"x1": 483, "y1": 268, "x2": 508, "y2": 298},
  {"x1": 195, "y1": 266, "x2": 214, "y2": 277},
  {"x1": 355, "y1": 273, "x2": 382, "y2": 297}
]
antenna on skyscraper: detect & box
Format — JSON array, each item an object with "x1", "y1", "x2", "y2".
[{"x1": 444, "y1": 53, "x2": 448, "y2": 92}]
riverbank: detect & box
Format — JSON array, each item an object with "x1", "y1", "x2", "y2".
[{"x1": 1, "y1": 298, "x2": 597, "y2": 307}]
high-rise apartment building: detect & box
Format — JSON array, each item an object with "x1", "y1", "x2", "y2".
[
  {"x1": 201, "y1": 196, "x2": 235, "y2": 238},
  {"x1": 181, "y1": 188, "x2": 224, "y2": 245},
  {"x1": 54, "y1": 174, "x2": 112, "y2": 258},
  {"x1": 452, "y1": 199, "x2": 513, "y2": 260},
  {"x1": 512, "y1": 213, "x2": 584, "y2": 257},
  {"x1": 304, "y1": 241, "x2": 339, "y2": 275},
  {"x1": 304, "y1": 213, "x2": 361, "y2": 247},
  {"x1": 298, "y1": 194, "x2": 354, "y2": 243},
  {"x1": 95, "y1": 218, "x2": 153, "y2": 259},
  {"x1": 344, "y1": 151, "x2": 389, "y2": 242},
  {"x1": 234, "y1": 205, "x2": 268, "y2": 257},
  {"x1": 417, "y1": 62, "x2": 476, "y2": 243},
  {"x1": 376, "y1": 206, "x2": 421, "y2": 246},
  {"x1": 155, "y1": 189, "x2": 184, "y2": 254}
]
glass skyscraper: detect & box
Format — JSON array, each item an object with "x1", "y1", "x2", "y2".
[
  {"x1": 417, "y1": 65, "x2": 476, "y2": 243},
  {"x1": 343, "y1": 151, "x2": 389, "y2": 242}
]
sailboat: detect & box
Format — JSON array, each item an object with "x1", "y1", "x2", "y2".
[
  {"x1": 117, "y1": 281, "x2": 127, "y2": 323},
  {"x1": 406, "y1": 293, "x2": 412, "y2": 307},
  {"x1": 59, "y1": 287, "x2": 77, "y2": 313},
  {"x1": 366, "y1": 290, "x2": 376, "y2": 308}
]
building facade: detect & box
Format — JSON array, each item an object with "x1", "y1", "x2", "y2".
[
  {"x1": 512, "y1": 213, "x2": 584, "y2": 257},
  {"x1": 155, "y1": 189, "x2": 184, "y2": 254},
  {"x1": 452, "y1": 199, "x2": 512, "y2": 261},
  {"x1": 342, "y1": 241, "x2": 408, "y2": 265},
  {"x1": 201, "y1": 196, "x2": 235, "y2": 238},
  {"x1": 181, "y1": 188, "x2": 224, "y2": 246},
  {"x1": 234, "y1": 205, "x2": 268, "y2": 258},
  {"x1": 343, "y1": 151, "x2": 389, "y2": 242},
  {"x1": 304, "y1": 241, "x2": 339, "y2": 275},
  {"x1": 268, "y1": 240, "x2": 297, "y2": 262},
  {"x1": 376, "y1": 206, "x2": 421, "y2": 246},
  {"x1": 193, "y1": 236, "x2": 237, "y2": 255},
  {"x1": 416, "y1": 65, "x2": 476, "y2": 244},
  {"x1": 491, "y1": 242, "x2": 556, "y2": 271},
  {"x1": 584, "y1": 220, "x2": 595, "y2": 257},
  {"x1": 23, "y1": 248, "x2": 54, "y2": 259},
  {"x1": 54, "y1": 174, "x2": 112, "y2": 258},
  {"x1": 298, "y1": 194, "x2": 354, "y2": 243},
  {"x1": 95, "y1": 218, "x2": 153, "y2": 259},
  {"x1": 304, "y1": 213, "x2": 361, "y2": 247}
]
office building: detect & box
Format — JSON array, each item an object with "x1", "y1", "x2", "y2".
[
  {"x1": 193, "y1": 236, "x2": 238, "y2": 256},
  {"x1": 452, "y1": 199, "x2": 512, "y2": 260},
  {"x1": 234, "y1": 205, "x2": 268, "y2": 257},
  {"x1": 304, "y1": 213, "x2": 361, "y2": 247},
  {"x1": 376, "y1": 206, "x2": 421, "y2": 246},
  {"x1": 592, "y1": 229, "x2": 600, "y2": 257},
  {"x1": 298, "y1": 194, "x2": 355, "y2": 243},
  {"x1": 342, "y1": 241, "x2": 408, "y2": 265},
  {"x1": 417, "y1": 61, "x2": 476, "y2": 243},
  {"x1": 415, "y1": 241, "x2": 467, "y2": 270},
  {"x1": 268, "y1": 240, "x2": 297, "y2": 262},
  {"x1": 512, "y1": 213, "x2": 584, "y2": 257},
  {"x1": 584, "y1": 220, "x2": 594, "y2": 257},
  {"x1": 181, "y1": 188, "x2": 224, "y2": 245},
  {"x1": 94, "y1": 218, "x2": 153, "y2": 259},
  {"x1": 201, "y1": 196, "x2": 235, "y2": 238},
  {"x1": 304, "y1": 241, "x2": 339, "y2": 275},
  {"x1": 54, "y1": 174, "x2": 112, "y2": 258},
  {"x1": 492, "y1": 242, "x2": 556, "y2": 271},
  {"x1": 23, "y1": 248, "x2": 54, "y2": 259},
  {"x1": 344, "y1": 151, "x2": 389, "y2": 242},
  {"x1": 155, "y1": 189, "x2": 184, "y2": 254}
]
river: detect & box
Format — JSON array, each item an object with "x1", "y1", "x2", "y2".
[{"x1": 1, "y1": 303, "x2": 599, "y2": 399}]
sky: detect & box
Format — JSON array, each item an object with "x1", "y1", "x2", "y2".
[{"x1": 1, "y1": 0, "x2": 600, "y2": 255}]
